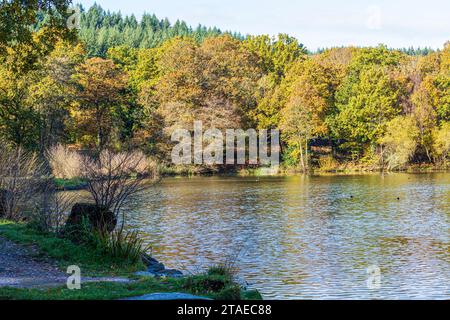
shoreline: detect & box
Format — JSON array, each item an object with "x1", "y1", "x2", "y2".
[
  {"x1": 54, "y1": 167, "x2": 449, "y2": 191},
  {"x1": 158, "y1": 161, "x2": 449, "y2": 177},
  {"x1": 0, "y1": 221, "x2": 262, "y2": 300}
]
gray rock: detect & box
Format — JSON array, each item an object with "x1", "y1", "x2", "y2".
[
  {"x1": 138, "y1": 255, "x2": 184, "y2": 278},
  {"x1": 142, "y1": 254, "x2": 165, "y2": 272},
  {"x1": 134, "y1": 271, "x2": 155, "y2": 278},
  {"x1": 134, "y1": 269, "x2": 184, "y2": 278},
  {"x1": 65, "y1": 203, "x2": 117, "y2": 236},
  {"x1": 158, "y1": 269, "x2": 184, "y2": 278},
  {"x1": 123, "y1": 293, "x2": 212, "y2": 300},
  {"x1": 150, "y1": 263, "x2": 166, "y2": 273}
]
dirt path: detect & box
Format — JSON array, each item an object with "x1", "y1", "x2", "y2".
[
  {"x1": 0, "y1": 236, "x2": 131, "y2": 288},
  {"x1": 0, "y1": 236, "x2": 68, "y2": 288}
]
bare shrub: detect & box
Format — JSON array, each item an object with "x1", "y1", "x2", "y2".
[
  {"x1": 0, "y1": 145, "x2": 48, "y2": 221},
  {"x1": 47, "y1": 144, "x2": 81, "y2": 179},
  {"x1": 109, "y1": 150, "x2": 150, "y2": 175},
  {"x1": 80, "y1": 149, "x2": 157, "y2": 231}
]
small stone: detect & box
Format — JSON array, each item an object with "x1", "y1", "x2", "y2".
[
  {"x1": 158, "y1": 269, "x2": 184, "y2": 278},
  {"x1": 134, "y1": 271, "x2": 156, "y2": 278}
]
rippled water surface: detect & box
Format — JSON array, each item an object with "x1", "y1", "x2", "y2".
[{"x1": 125, "y1": 173, "x2": 449, "y2": 299}]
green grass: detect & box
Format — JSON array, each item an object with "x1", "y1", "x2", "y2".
[
  {"x1": 0, "y1": 276, "x2": 262, "y2": 300},
  {"x1": 0, "y1": 220, "x2": 144, "y2": 276},
  {"x1": 54, "y1": 177, "x2": 87, "y2": 190},
  {"x1": 0, "y1": 278, "x2": 167, "y2": 300},
  {"x1": 0, "y1": 221, "x2": 262, "y2": 300}
]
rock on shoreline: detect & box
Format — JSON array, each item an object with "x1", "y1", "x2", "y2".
[{"x1": 138, "y1": 254, "x2": 184, "y2": 278}]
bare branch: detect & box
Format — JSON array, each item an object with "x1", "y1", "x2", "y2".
[{"x1": 80, "y1": 149, "x2": 158, "y2": 231}]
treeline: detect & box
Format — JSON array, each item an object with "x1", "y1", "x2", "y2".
[
  {"x1": 315, "y1": 46, "x2": 435, "y2": 56},
  {"x1": 0, "y1": 3, "x2": 449, "y2": 172},
  {"x1": 77, "y1": 4, "x2": 243, "y2": 57},
  {"x1": 398, "y1": 47, "x2": 435, "y2": 56},
  {"x1": 75, "y1": 4, "x2": 434, "y2": 58}
]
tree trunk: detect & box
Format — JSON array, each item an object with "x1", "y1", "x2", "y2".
[
  {"x1": 299, "y1": 141, "x2": 305, "y2": 172},
  {"x1": 96, "y1": 106, "x2": 104, "y2": 151},
  {"x1": 305, "y1": 138, "x2": 309, "y2": 170}
]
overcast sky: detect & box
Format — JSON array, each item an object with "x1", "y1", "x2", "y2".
[{"x1": 77, "y1": 0, "x2": 450, "y2": 50}]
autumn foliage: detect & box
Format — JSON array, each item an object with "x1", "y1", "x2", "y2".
[{"x1": 0, "y1": 4, "x2": 449, "y2": 172}]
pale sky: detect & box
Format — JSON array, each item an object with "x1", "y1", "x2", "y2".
[{"x1": 76, "y1": 0, "x2": 450, "y2": 50}]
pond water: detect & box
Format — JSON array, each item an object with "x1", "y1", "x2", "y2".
[{"x1": 124, "y1": 173, "x2": 449, "y2": 299}]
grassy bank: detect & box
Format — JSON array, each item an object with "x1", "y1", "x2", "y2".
[
  {"x1": 0, "y1": 221, "x2": 261, "y2": 300},
  {"x1": 0, "y1": 220, "x2": 143, "y2": 276},
  {"x1": 0, "y1": 274, "x2": 262, "y2": 300},
  {"x1": 54, "y1": 178, "x2": 88, "y2": 190}
]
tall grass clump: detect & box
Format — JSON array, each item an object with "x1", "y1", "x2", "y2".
[
  {"x1": 183, "y1": 264, "x2": 242, "y2": 300},
  {"x1": 47, "y1": 144, "x2": 82, "y2": 179},
  {"x1": 63, "y1": 215, "x2": 150, "y2": 266},
  {"x1": 93, "y1": 229, "x2": 151, "y2": 264},
  {"x1": 0, "y1": 144, "x2": 50, "y2": 221}
]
